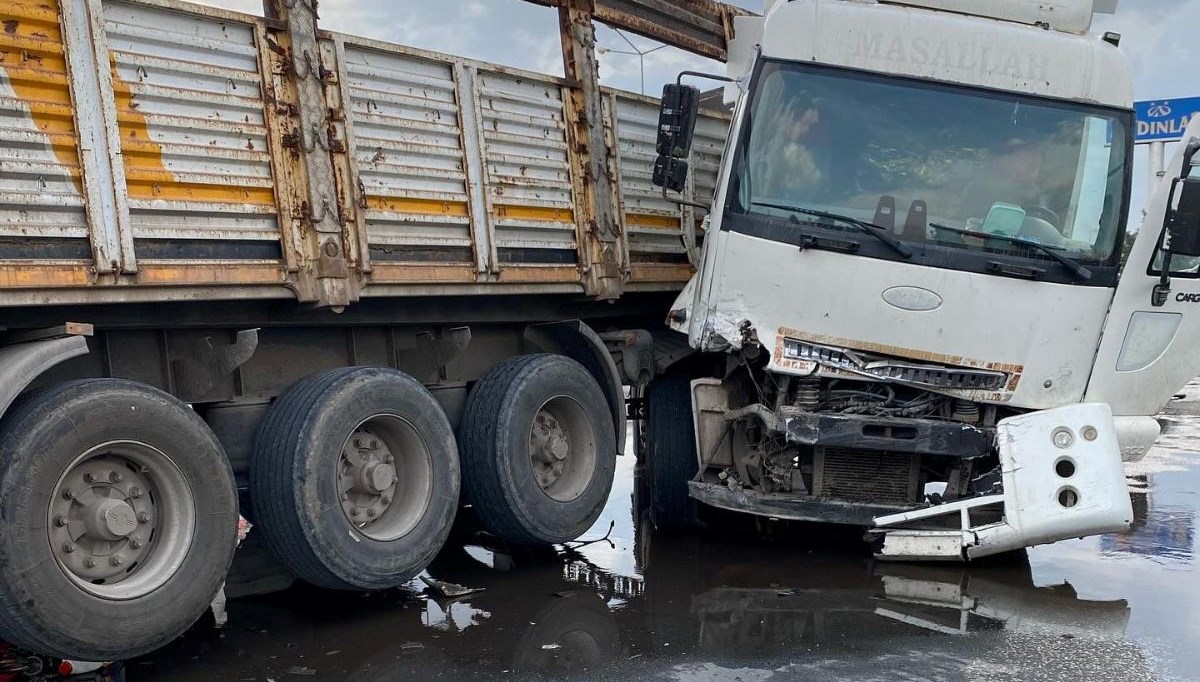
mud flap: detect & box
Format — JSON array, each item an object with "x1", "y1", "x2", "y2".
[{"x1": 871, "y1": 403, "x2": 1134, "y2": 561}]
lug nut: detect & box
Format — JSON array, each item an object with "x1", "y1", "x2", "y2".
[
  {"x1": 350, "y1": 509, "x2": 360, "y2": 517},
  {"x1": 63, "y1": 543, "x2": 76, "y2": 554},
  {"x1": 353, "y1": 438, "x2": 365, "y2": 448},
  {"x1": 84, "y1": 558, "x2": 96, "y2": 569},
  {"x1": 129, "y1": 487, "x2": 142, "y2": 499},
  {"x1": 340, "y1": 493, "x2": 349, "y2": 501},
  {"x1": 83, "y1": 473, "x2": 96, "y2": 483},
  {"x1": 367, "y1": 508, "x2": 376, "y2": 518},
  {"x1": 131, "y1": 538, "x2": 144, "y2": 549},
  {"x1": 381, "y1": 496, "x2": 391, "y2": 506},
  {"x1": 62, "y1": 489, "x2": 74, "y2": 500},
  {"x1": 383, "y1": 454, "x2": 393, "y2": 464},
  {"x1": 137, "y1": 512, "x2": 151, "y2": 524},
  {"x1": 110, "y1": 556, "x2": 123, "y2": 567},
  {"x1": 54, "y1": 515, "x2": 67, "y2": 527},
  {"x1": 109, "y1": 471, "x2": 123, "y2": 483}
]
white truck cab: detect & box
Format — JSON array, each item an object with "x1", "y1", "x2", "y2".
[{"x1": 649, "y1": 0, "x2": 1200, "y2": 559}]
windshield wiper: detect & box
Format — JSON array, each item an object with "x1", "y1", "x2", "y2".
[
  {"x1": 751, "y1": 201, "x2": 914, "y2": 259},
  {"x1": 929, "y1": 223, "x2": 1091, "y2": 282}
]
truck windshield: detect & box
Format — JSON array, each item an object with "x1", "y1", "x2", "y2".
[{"x1": 730, "y1": 61, "x2": 1131, "y2": 269}]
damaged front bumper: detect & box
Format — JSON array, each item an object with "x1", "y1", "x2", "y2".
[{"x1": 871, "y1": 403, "x2": 1134, "y2": 561}]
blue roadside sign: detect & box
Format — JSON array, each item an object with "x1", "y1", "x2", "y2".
[{"x1": 1135, "y1": 97, "x2": 1200, "y2": 144}]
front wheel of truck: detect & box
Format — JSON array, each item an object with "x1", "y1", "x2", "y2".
[
  {"x1": 0, "y1": 380, "x2": 238, "y2": 661},
  {"x1": 644, "y1": 372, "x2": 699, "y2": 531}
]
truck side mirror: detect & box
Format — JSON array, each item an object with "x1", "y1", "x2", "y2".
[
  {"x1": 656, "y1": 84, "x2": 700, "y2": 158},
  {"x1": 651, "y1": 84, "x2": 699, "y2": 190},
  {"x1": 1167, "y1": 177, "x2": 1200, "y2": 257},
  {"x1": 1152, "y1": 138, "x2": 1200, "y2": 306}
]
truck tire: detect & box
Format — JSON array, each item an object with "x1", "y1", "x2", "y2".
[
  {"x1": 251, "y1": 367, "x2": 459, "y2": 591},
  {"x1": 459, "y1": 354, "x2": 616, "y2": 545},
  {"x1": 645, "y1": 372, "x2": 699, "y2": 530},
  {"x1": 0, "y1": 379, "x2": 238, "y2": 661}
]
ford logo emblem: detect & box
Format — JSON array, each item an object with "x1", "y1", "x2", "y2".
[{"x1": 882, "y1": 286, "x2": 943, "y2": 312}]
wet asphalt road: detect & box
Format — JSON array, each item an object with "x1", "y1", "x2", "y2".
[{"x1": 128, "y1": 391, "x2": 1200, "y2": 682}]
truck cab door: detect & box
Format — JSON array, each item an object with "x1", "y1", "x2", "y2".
[{"x1": 1086, "y1": 118, "x2": 1200, "y2": 417}]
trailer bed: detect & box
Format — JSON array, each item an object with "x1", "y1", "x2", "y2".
[{"x1": 0, "y1": 0, "x2": 727, "y2": 308}]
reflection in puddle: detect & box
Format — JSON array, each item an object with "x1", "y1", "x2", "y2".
[{"x1": 421, "y1": 599, "x2": 490, "y2": 633}]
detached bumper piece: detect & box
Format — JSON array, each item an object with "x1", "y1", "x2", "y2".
[{"x1": 871, "y1": 403, "x2": 1133, "y2": 561}]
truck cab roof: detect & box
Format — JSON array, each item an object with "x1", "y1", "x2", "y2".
[{"x1": 739, "y1": 0, "x2": 1131, "y2": 109}]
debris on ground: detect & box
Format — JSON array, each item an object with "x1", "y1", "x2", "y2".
[
  {"x1": 420, "y1": 575, "x2": 484, "y2": 599},
  {"x1": 286, "y1": 665, "x2": 316, "y2": 676}
]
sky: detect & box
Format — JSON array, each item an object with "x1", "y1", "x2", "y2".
[{"x1": 198, "y1": 0, "x2": 1200, "y2": 228}]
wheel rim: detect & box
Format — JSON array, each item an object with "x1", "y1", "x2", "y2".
[
  {"x1": 337, "y1": 415, "x2": 433, "y2": 542},
  {"x1": 528, "y1": 396, "x2": 598, "y2": 503},
  {"x1": 47, "y1": 441, "x2": 196, "y2": 601}
]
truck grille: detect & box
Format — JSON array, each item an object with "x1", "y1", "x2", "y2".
[
  {"x1": 782, "y1": 339, "x2": 1007, "y2": 391},
  {"x1": 813, "y1": 447, "x2": 921, "y2": 506}
]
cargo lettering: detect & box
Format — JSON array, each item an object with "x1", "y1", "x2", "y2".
[
  {"x1": 1176, "y1": 293, "x2": 1200, "y2": 303},
  {"x1": 852, "y1": 33, "x2": 1050, "y2": 82}
]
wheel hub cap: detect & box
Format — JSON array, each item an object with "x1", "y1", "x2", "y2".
[
  {"x1": 339, "y1": 426, "x2": 399, "y2": 526},
  {"x1": 90, "y1": 499, "x2": 138, "y2": 540},
  {"x1": 531, "y1": 409, "x2": 570, "y2": 491},
  {"x1": 49, "y1": 455, "x2": 159, "y2": 588}
]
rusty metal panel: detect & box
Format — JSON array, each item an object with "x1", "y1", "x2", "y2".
[
  {"x1": 524, "y1": 0, "x2": 751, "y2": 61},
  {"x1": 102, "y1": 0, "x2": 279, "y2": 252},
  {"x1": 475, "y1": 69, "x2": 580, "y2": 267},
  {"x1": 0, "y1": 0, "x2": 92, "y2": 255},
  {"x1": 342, "y1": 44, "x2": 476, "y2": 268}
]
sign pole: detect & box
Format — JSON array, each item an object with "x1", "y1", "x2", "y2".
[{"x1": 1149, "y1": 140, "x2": 1166, "y2": 207}]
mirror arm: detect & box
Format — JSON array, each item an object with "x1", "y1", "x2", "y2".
[{"x1": 1153, "y1": 248, "x2": 1172, "y2": 307}]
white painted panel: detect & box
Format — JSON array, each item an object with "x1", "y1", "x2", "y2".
[
  {"x1": 476, "y1": 70, "x2": 577, "y2": 259},
  {"x1": 103, "y1": 0, "x2": 278, "y2": 247},
  {"x1": 344, "y1": 44, "x2": 473, "y2": 261}
]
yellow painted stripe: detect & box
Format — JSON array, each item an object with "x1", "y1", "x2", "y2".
[
  {"x1": 136, "y1": 262, "x2": 284, "y2": 285},
  {"x1": 630, "y1": 263, "x2": 693, "y2": 282},
  {"x1": 626, "y1": 213, "x2": 681, "y2": 229},
  {"x1": 3, "y1": 2, "x2": 64, "y2": 27},
  {"x1": 493, "y1": 204, "x2": 574, "y2": 223},
  {"x1": 365, "y1": 196, "x2": 470, "y2": 216},
  {"x1": 498, "y1": 266, "x2": 579, "y2": 283},
  {"x1": 1, "y1": 68, "x2": 72, "y2": 104},
  {"x1": 0, "y1": 262, "x2": 90, "y2": 288},
  {"x1": 370, "y1": 263, "x2": 477, "y2": 284},
  {"x1": 125, "y1": 174, "x2": 277, "y2": 205},
  {"x1": 0, "y1": 33, "x2": 67, "y2": 57}
]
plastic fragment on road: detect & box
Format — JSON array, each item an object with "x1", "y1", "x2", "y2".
[
  {"x1": 211, "y1": 516, "x2": 255, "y2": 628},
  {"x1": 420, "y1": 575, "x2": 484, "y2": 599}
]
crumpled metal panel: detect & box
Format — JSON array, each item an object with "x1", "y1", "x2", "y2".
[
  {"x1": 343, "y1": 45, "x2": 474, "y2": 264},
  {"x1": 0, "y1": 0, "x2": 90, "y2": 251},
  {"x1": 102, "y1": 1, "x2": 278, "y2": 248},
  {"x1": 476, "y1": 69, "x2": 578, "y2": 263}
]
